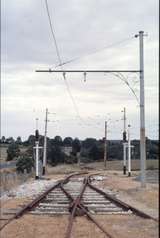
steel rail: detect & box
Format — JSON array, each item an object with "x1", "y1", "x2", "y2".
[
  {"x1": 78, "y1": 204, "x2": 114, "y2": 238},
  {"x1": 60, "y1": 175, "x2": 114, "y2": 238},
  {"x1": 88, "y1": 180, "x2": 158, "y2": 221},
  {"x1": 0, "y1": 181, "x2": 61, "y2": 231},
  {"x1": 62, "y1": 172, "x2": 88, "y2": 185},
  {"x1": 64, "y1": 177, "x2": 88, "y2": 238},
  {"x1": 0, "y1": 172, "x2": 87, "y2": 231}
]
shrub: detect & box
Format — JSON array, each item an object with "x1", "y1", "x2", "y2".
[
  {"x1": 16, "y1": 155, "x2": 34, "y2": 173},
  {"x1": 7, "y1": 142, "x2": 20, "y2": 161}
]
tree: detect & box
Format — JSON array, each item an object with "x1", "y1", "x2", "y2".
[
  {"x1": 5, "y1": 137, "x2": 15, "y2": 144},
  {"x1": 53, "y1": 136, "x2": 63, "y2": 146},
  {"x1": 88, "y1": 144, "x2": 100, "y2": 160},
  {"x1": 63, "y1": 137, "x2": 73, "y2": 146},
  {"x1": 24, "y1": 145, "x2": 34, "y2": 157},
  {"x1": 72, "y1": 138, "x2": 81, "y2": 155},
  {"x1": 108, "y1": 143, "x2": 123, "y2": 160},
  {"x1": 1, "y1": 136, "x2": 6, "y2": 143},
  {"x1": 27, "y1": 135, "x2": 36, "y2": 145},
  {"x1": 16, "y1": 136, "x2": 22, "y2": 144},
  {"x1": 48, "y1": 145, "x2": 65, "y2": 166},
  {"x1": 82, "y1": 138, "x2": 97, "y2": 149},
  {"x1": 7, "y1": 142, "x2": 20, "y2": 161},
  {"x1": 16, "y1": 155, "x2": 34, "y2": 173}
]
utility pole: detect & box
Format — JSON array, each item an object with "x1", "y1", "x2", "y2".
[
  {"x1": 104, "y1": 121, "x2": 107, "y2": 169},
  {"x1": 35, "y1": 119, "x2": 39, "y2": 180},
  {"x1": 35, "y1": 140, "x2": 39, "y2": 179},
  {"x1": 34, "y1": 118, "x2": 43, "y2": 179},
  {"x1": 42, "y1": 108, "x2": 48, "y2": 175},
  {"x1": 35, "y1": 31, "x2": 146, "y2": 186},
  {"x1": 122, "y1": 107, "x2": 127, "y2": 174},
  {"x1": 135, "y1": 31, "x2": 147, "y2": 187},
  {"x1": 123, "y1": 142, "x2": 127, "y2": 174},
  {"x1": 122, "y1": 107, "x2": 127, "y2": 141},
  {"x1": 127, "y1": 125, "x2": 131, "y2": 177}
]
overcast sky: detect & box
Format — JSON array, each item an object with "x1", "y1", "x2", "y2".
[{"x1": 1, "y1": 0, "x2": 159, "y2": 141}]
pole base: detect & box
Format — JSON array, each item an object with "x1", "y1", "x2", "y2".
[
  {"x1": 128, "y1": 172, "x2": 131, "y2": 177},
  {"x1": 42, "y1": 167, "x2": 45, "y2": 175},
  {"x1": 123, "y1": 166, "x2": 126, "y2": 175},
  {"x1": 35, "y1": 176, "x2": 39, "y2": 180}
]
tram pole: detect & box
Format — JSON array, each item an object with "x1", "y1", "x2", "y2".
[
  {"x1": 104, "y1": 121, "x2": 107, "y2": 169},
  {"x1": 122, "y1": 107, "x2": 127, "y2": 174},
  {"x1": 42, "y1": 108, "x2": 48, "y2": 175},
  {"x1": 135, "y1": 31, "x2": 147, "y2": 187},
  {"x1": 127, "y1": 124, "x2": 131, "y2": 177}
]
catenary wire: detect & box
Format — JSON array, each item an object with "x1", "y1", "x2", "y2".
[
  {"x1": 111, "y1": 72, "x2": 140, "y2": 104},
  {"x1": 44, "y1": 1, "x2": 139, "y2": 121},
  {"x1": 55, "y1": 36, "x2": 135, "y2": 68},
  {"x1": 44, "y1": 0, "x2": 84, "y2": 122}
]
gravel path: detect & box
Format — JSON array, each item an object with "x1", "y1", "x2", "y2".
[{"x1": 0, "y1": 178, "x2": 57, "y2": 200}]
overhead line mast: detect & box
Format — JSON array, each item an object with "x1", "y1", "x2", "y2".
[
  {"x1": 36, "y1": 31, "x2": 147, "y2": 188},
  {"x1": 42, "y1": 108, "x2": 49, "y2": 175},
  {"x1": 135, "y1": 31, "x2": 147, "y2": 188}
]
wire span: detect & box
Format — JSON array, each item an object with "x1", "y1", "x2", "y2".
[
  {"x1": 45, "y1": 0, "x2": 62, "y2": 65},
  {"x1": 55, "y1": 36, "x2": 135, "y2": 68},
  {"x1": 111, "y1": 72, "x2": 140, "y2": 104},
  {"x1": 45, "y1": 0, "x2": 83, "y2": 122}
]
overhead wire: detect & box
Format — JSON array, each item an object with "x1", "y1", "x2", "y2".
[
  {"x1": 44, "y1": 0, "x2": 84, "y2": 122},
  {"x1": 111, "y1": 72, "x2": 140, "y2": 105},
  {"x1": 45, "y1": 0, "x2": 62, "y2": 65},
  {"x1": 44, "y1": 0, "x2": 140, "y2": 124},
  {"x1": 55, "y1": 36, "x2": 135, "y2": 68}
]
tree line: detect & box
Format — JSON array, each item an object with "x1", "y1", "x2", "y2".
[{"x1": 1, "y1": 135, "x2": 158, "y2": 173}]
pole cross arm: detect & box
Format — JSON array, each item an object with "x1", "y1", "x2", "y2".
[
  {"x1": 35, "y1": 69, "x2": 141, "y2": 73},
  {"x1": 33, "y1": 146, "x2": 43, "y2": 149},
  {"x1": 123, "y1": 143, "x2": 134, "y2": 148}
]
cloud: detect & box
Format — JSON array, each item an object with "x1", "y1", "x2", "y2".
[{"x1": 1, "y1": 0, "x2": 158, "y2": 140}]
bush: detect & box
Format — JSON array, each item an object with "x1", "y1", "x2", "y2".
[
  {"x1": 16, "y1": 155, "x2": 34, "y2": 173},
  {"x1": 48, "y1": 146, "x2": 65, "y2": 166},
  {"x1": 7, "y1": 142, "x2": 20, "y2": 161},
  {"x1": 64, "y1": 154, "x2": 77, "y2": 164}
]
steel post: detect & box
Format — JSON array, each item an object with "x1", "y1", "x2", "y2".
[
  {"x1": 139, "y1": 31, "x2": 146, "y2": 187},
  {"x1": 128, "y1": 125, "x2": 131, "y2": 177}
]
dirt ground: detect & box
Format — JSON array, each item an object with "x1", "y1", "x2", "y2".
[
  {"x1": 0, "y1": 214, "x2": 158, "y2": 238},
  {"x1": 0, "y1": 165, "x2": 159, "y2": 238},
  {"x1": 97, "y1": 170, "x2": 159, "y2": 219}
]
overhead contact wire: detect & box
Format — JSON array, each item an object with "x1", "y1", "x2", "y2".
[
  {"x1": 45, "y1": 0, "x2": 83, "y2": 122},
  {"x1": 55, "y1": 36, "x2": 135, "y2": 67}
]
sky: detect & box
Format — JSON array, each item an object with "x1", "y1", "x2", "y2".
[{"x1": 1, "y1": 0, "x2": 159, "y2": 141}]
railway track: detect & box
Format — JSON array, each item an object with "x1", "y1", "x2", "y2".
[{"x1": 0, "y1": 172, "x2": 157, "y2": 238}]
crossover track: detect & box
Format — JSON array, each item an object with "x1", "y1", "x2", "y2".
[{"x1": 0, "y1": 172, "x2": 157, "y2": 237}]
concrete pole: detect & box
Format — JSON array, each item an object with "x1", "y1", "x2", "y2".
[
  {"x1": 123, "y1": 107, "x2": 127, "y2": 140},
  {"x1": 35, "y1": 141, "x2": 39, "y2": 179},
  {"x1": 135, "y1": 31, "x2": 147, "y2": 187},
  {"x1": 36, "y1": 118, "x2": 39, "y2": 130},
  {"x1": 42, "y1": 108, "x2": 48, "y2": 175},
  {"x1": 128, "y1": 125, "x2": 131, "y2": 177},
  {"x1": 123, "y1": 143, "x2": 127, "y2": 174},
  {"x1": 122, "y1": 107, "x2": 127, "y2": 174},
  {"x1": 139, "y1": 31, "x2": 146, "y2": 187},
  {"x1": 104, "y1": 121, "x2": 107, "y2": 169}
]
